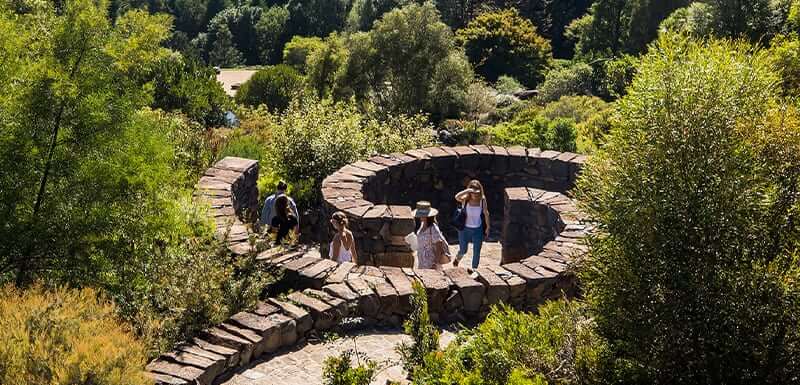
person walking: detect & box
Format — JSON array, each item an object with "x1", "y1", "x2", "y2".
[
  {"x1": 453, "y1": 180, "x2": 490, "y2": 271},
  {"x1": 413, "y1": 201, "x2": 450, "y2": 270},
  {"x1": 329, "y1": 212, "x2": 358, "y2": 264},
  {"x1": 260, "y1": 181, "x2": 299, "y2": 233},
  {"x1": 271, "y1": 195, "x2": 298, "y2": 245}
]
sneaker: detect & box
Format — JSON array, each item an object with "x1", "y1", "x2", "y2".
[{"x1": 469, "y1": 271, "x2": 479, "y2": 279}]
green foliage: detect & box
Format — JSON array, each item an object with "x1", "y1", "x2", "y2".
[
  {"x1": 235, "y1": 65, "x2": 304, "y2": 111},
  {"x1": 412, "y1": 301, "x2": 610, "y2": 385},
  {"x1": 659, "y1": 2, "x2": 716, "y2": 37},
  {"x1": 283, "y1": 35, "x2": 325, "y2": 72},
  {"x1": 0, "y1": 285, "x2": 150, "y2": 385},
  {"x1": 398, "y1": 281, "x2": 440, "y2": 378},
  {"x1": 489, "y1": 116, "x2": 577, "y2": 152},
  {"x1": 495, "y1": 75, "x2": 524, "y2": 94},
  {"x1": 769, "y1": 33, "x2": 800, "y2": 95},
  {"x1": 287, "y1": 0, "x2": 349, "y2": 37},
  {"x1": 456, "y1": 8, "x2": 552, "y2": 87},
  {"x1": 576, "y1": 34, "x2": 800, "y2": 383},
  {"x1": 601, "y1": 54, "x2": 638, "y2": 99},
  {"x1": 202, "y1": 5, "x2": 289, "y2": 66},
  {"x1": 791, "y1": 0, "x2": 800, "y2": 31},
  {"x1": 150, "y1": 54, "x2": 231, "y2": 126},
  {"x1": 537, "y1": 62, "x2": 594, "y2": 103},
  {"x1": 322, "y1": 350, "x2": 379, "y2": 385},
  {"x1": 233, "y1": 98, "x2": 435, "y2": 205}
]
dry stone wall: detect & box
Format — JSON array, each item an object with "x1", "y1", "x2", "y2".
[
  {"x1": 321, "y1": 145, "x2": 587, "y2": 267},
  {"x1": 146, "y1": 154, "x2": 592, "y2": 385}
]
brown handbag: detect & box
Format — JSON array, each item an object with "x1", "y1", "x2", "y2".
[{"x1": 427, "y1": 226, "x2": 451, "y2": 265}]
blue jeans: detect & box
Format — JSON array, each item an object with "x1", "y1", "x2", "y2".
[{"x1": 457, "y1": 226, "x2": 484, "y2": 269}]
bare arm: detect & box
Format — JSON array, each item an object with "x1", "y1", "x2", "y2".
[
  {"x1": 483, "y1": 199, "x2": 491, "y2": 234},
  {"x1": 331, "y1": 233, "x2": 341, "y2": 261},
  {"x1": 455, "y1": 189, "x2": 472, "y2": 203},
  {"x1": 348, "y1": 231, "x2": 358, "y2": 265}
]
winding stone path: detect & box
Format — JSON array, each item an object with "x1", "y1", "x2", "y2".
[{"x1": 219, "y1": 326, "x2": 456, "y2": 385}]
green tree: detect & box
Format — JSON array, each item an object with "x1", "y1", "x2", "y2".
[
  {"x1": 235, "y1": 64, "x2": 304, "y2": 111},
  {"x1": 287, "y1": 0, "x2": 350, "y2": 37},
  {"x1": 537, "y1": 62, "x2": 594, "y2": 102},
  {"x1": 576, "y1": 34, "x2": 800, "y2": 383},
  {"x1": 149, "y1": 54, "x2": 230, "y2": 126},
  {"x1": 456, "y1": 8, "x2": 552, "y2": 87},
  {"x1": 204, "y1": 5, "x2": 288, "y2": 66},
  {"x1": 283, "y1": 35, "x2": 325, "y2": 72}
]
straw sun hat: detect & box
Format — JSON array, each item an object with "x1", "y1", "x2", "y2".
[{"x1": 412, "y1": 201, "x2": 439, "y2": 218}]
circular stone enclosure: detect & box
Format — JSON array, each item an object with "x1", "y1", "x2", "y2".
[{"x1": 322, "y1": 145, "x2": 586, "y2": 267}]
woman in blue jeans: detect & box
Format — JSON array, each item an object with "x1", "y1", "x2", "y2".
[{"x1": 453, "y1": 180, "x2": 490, "y2": 271}]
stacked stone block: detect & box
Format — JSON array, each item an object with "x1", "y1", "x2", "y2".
[{"x1": 321, "y1": 146, "x2": 587, "y2": 267}]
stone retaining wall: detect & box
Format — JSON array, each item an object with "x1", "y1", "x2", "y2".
[
  {"x1": 321, "y1": 146, "x2": 587, "y2": 267},
  {"x1": 146, "y1": 154, "x2": 592, "y2": 385}
]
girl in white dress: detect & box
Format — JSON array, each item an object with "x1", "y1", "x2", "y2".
[
  {"x1": 413, "y1": 201, "x2": 449, "y2": 270},
  {"x1": 329, "y1": 212, "x2": 358, "y2": 264}
]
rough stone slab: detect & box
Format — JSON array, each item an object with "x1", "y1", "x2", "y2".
[
  {"x1": 345, "y1": 277, "x2": 381, "y2": 318},
  {"x1": 363, "y1": 205, "x2": 390, "y2": 219},
  {"x1": 282, "y1": 255, "x2": 322, "y2": 273},
  {"x1": 219, "y1": 322, "x2": 268, "y2": 358},
  {"x1": 371, "y1": 282, "x2": 400, "y2": 316},
  {"x1": 287, "y1": 291, "x2": 338, "y2": 330},
  {"x1": 323, "y1": 283, "x2": 360, "y2": 303},
  {"x1": 404, "y1": 149, "x2": 431, "y2": 159},
  {"x1": 503, "y1": 262, "x2": 545, "y2": 283},
  {"x1": 413, "y1": 269, "x2": 449, "y2": 312},
  {"x1": 214, "y1": 157, "x2": 258, "y2": 172},
  {"x1": 161, "y1": 351, "x2": 224, "y2": 384},
  {"x1": 147, "y1": 372, "x2": 189, "y2": 385},
  {"x1": 443, "y1": 267, "x2": 485, "y2": 312},
  {"x1": 251, "y1": 301, "x2": 280, "y2": 317},
  {"x1": 304, "y1": 288, "x2": 348, "y2": 318},
  {"x1": 267, "y1": 312, "x2": 298, "y2": 347},
  {"x1": 475, "y1": 267, "x2": 510, "y2": 305},
  {"x1": 175, "y1": 344, "x2": 226, "y2": 363},
  {"x1": 485, "y1": 265, "x2": 526, "y2": 299},
  {"x1": 523, "y1": 255, "x2": 568, "y2": 274},
  {"x1": 338, "y1": 165, "x2": 376, "y2": 178},
  {"x1": 268, "y1": 298, "x2": 313, "y2": 336},
  {"x1": 271, "y1": 250, "x2": 307, "y2": 266},
  {"x1": 146, "y1": 359, "x2": 210, "y2": 385},
  {"x1": 191, "y1": 338, "x2": 240, "y2": 369},
  {"x1": 381, "y1": 267, "x2": 414, "y2": 310},
  {"x1": 198, "y1": 327, "x2": 253, "y2": 365},
  {"x1": 298, "y1": 258, "x2": 339, "y2": 286},
  {"x1": 324, "y1": 262, "x2": 356, "y2": 284},
  {"x1": 352, "y1": 160, "x2": 387, "y2": 173}
]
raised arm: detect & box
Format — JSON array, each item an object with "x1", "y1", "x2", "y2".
[{"x1": 455, "y1": 188, "x2": 472, "y2": 203}]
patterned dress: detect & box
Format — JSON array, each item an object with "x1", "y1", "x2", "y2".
[{"x1": 416, "y1": 223, "x2": 447, "y2": 270}]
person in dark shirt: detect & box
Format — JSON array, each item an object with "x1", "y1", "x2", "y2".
[{"x1": 271, "y1": 195, "x2": 298, "y2": 245}]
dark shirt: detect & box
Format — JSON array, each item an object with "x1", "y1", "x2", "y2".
[{"x1": 271, "y1": 215, "x2": 298, "y2": 244}]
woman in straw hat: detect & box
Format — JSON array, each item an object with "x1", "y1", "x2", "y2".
[{"x1": 413, "y1": 201, "x2": 450, "y2": 270}]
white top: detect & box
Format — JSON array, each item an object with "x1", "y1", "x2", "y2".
[
  {"x1": 465, "y1": 202, "x2": 483, "y2": 228},
  {"x1": 329, "y1": 240, "x2": 353, "y2": 263},
  {"x1": 416, "y1": 224, "x2": 447, "y2": 269}
]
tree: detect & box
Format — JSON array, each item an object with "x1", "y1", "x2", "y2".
[
  {"x1": 708, "y1": 0, "x2": 773, "y2": 40},
  {"x1": 149, "y1": 54, "x2": 231, "y2": 126},
  {"x1": 287, "y1": 0, "x2": 350, "y2": 37},
  {"x1": 370, "y1": 2, "x2": 473, "y2": 117},
  {"x1": 235, "y1": 65, "x2": 304, "y2": 111},
  {"x1": 204, "y1": 5, "x2": 288, "y2": 66},
  {"x1": 576, "y1": 34, "x2": 800, "y2": 383},
  {"x1": 283, "y1": 35, "x2": 325, "y2": 72},
  {"x1": 456, "y1": 8, "x2": 552, "y2": 87}
]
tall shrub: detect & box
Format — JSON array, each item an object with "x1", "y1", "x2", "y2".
[
  {"x1": 0, "y1": 285, "x2": 149, "y2": 385},
  {"x1": 576, "y1": 34, "x2": 800, "y2": 383}
]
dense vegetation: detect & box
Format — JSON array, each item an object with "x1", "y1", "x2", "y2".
[{"x1": 2, "y1": 0, "x2": 800, "y2": 383}]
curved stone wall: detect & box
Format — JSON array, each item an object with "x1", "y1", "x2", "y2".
[
  {"x1": 146, "y1": 154, "x2": 592, "y2": 385},
  {"x1": 321, "y1": 146, "x2": 587, "y2": 267}
]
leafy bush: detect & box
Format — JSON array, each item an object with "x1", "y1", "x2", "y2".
[
  {"x1": 0, "y1": 285, "x2": 149, "y2": 385},
  {"x1": 537, "y1": 62, "x2": 594, "y2": 103},
  {"x1": 770, "y1": 33, "x2": 800, "y2": 95},
  {"x1": 456, "y1": 9, "x2": 551, "y2": 87},
  {"x1": 235, "y1": 65, "x2": 305, "y2": 111},
  {"x1": 576, "y1": 34, "x2": 800, "y2": 384},
  {"x1": 397, "y1": 281, "x2": 440, "y2": 378},
  {"x1": 489, "y1": 116, "x2": 577, "y2": 152},
  {"x1": 322, "y1": 350, "x2": 379, "y2": 385},
  {"x1": 412, "y1": 301, "x2": 610, "y2": 385},
  {"x1": 234, "y1": 98, "x2": 435, "y2": 205},
  {"x1": 602, "y1": 54, "x2": 638, "y2": 99},
  {"x1": 541, "y1": 95, "x2": 610, "y2": 124},
  {"x1": 495, "y1": 75, "x2": 524, "y2": 94},
  {"x1": 283, "y1": 35, "x2": 325, "y2": 72},
  {"x1": 659, "y1": 2, "x2": 716, "y2": 37}
]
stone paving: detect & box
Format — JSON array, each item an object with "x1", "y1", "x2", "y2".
[{"x1": 217, "y1": 324, "x2": 456, "y2": 385}]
